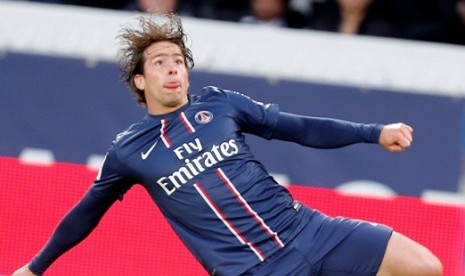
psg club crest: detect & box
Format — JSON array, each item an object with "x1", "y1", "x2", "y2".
[{"x1": 194, "y1": 111, "x2": 213, "y2": 124}]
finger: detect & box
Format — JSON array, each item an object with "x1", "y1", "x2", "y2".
[
  {"x1": 398, "y1": 137, "x2": 411, "y2": 148},
  {"x1": 399, "y1": 125, "x2": 413, "y2": 144},
  {"x1": 401, "y1": 123, "x2": 413, "y2": 133},
  {"x1": 388, "y1": 144, "x2": 405, "y2": 153},
  {"x1": 404, "y1": 124, "x2": 413, "y2": 133}
]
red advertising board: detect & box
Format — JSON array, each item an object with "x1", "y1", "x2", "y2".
[{"x1": 1, "y1": 157, "x2": 463, "y2": 275}]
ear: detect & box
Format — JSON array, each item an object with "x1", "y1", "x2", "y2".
[{"x1": 134, "y1": 74, "x2": 145, "y2": 91}]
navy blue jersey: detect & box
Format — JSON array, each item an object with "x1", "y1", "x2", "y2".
[
  {"x1": 93, "y1": 86, "x2": 305, "y2": 274},
  {"x1": 29, "y1": 86, "x2": 383, "y2": 275}
]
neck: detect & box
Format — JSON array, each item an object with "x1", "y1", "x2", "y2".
[{"x1": 146, "y1": 98, "x2": 189, "y2": 116}]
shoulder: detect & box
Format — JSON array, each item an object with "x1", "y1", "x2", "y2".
[
  {"x1": 112, "y1": 120, "x2": 148, "y2": 148},
  {"x1": 191, "y1": 86, "x2": 247, "y2": 99},
  {"x1": 195, "y1": 86, "x2": 228, "y2": 98},
  {"x1": 193, "y1": 86, "x2": 272, "y2": 111},
  {"x1": 114, "y1": 123, "x2": 139, "y2": 143},
  {"x1": 189, "y1": 86, "x2": 230, "y2": 106},
  {"x1": 195, "y1": 86, "x2": 256, "y2": 102},
  {"x1": 102, "y1": 120, "x2": 149, "y2": 166}
]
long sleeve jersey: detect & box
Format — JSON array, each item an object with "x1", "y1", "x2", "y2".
[{"x1": 29, "y1": 86, "x2": 383, "y2": 275}]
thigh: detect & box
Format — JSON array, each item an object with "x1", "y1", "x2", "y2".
[
  {"x1": 318, "y1": 220, "x2": 392, "y2": 276},
  {"x1": 377, "y1": 231, "x2": 443, "y2": 276},
  {"x1": 242, "y1": 245, "x2": 316, "y2": 276}
]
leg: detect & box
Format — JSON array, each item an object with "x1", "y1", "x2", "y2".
[
  {"x1": 315, "y1": 219, "x2": 393, "y2": 275},
  {"x1": 377, "y1": 231, "x2": 443, "y2": 276}
]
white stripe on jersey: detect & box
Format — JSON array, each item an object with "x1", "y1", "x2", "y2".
[
  {"x1": 160, "y1": 119, "x2": 172, "y2": 148},
  {"x1": 193, "y1": 182, "x2": 266, "y2": 262},
  {"x1": 216, "y1": 168, "x2": 285, "y2": 249},
  {"x1": 180, "y1": 112, "x2": 196, "y2": 134}
]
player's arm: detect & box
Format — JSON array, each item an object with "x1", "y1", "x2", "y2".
[
  {"x1": 272, "y1": 112, "x2": 413, "y2": 151},
  {"x1": 13, "y1": 146, "x2": 133, "y2": 276},
  {"x1": 13, "y1": 188, "x2": 119, "y2": 275}
]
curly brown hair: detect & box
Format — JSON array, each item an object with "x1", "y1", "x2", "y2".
[{"x1": 118, "y1": 12, "x2": 194, "y2": 106}]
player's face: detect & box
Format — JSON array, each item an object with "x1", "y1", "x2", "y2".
[{"x1": 134, "y1": 41, "x2": 189, "y2": 115}]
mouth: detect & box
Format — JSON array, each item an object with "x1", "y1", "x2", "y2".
[{"x1": 163, "y1": 81, "x2": 181, "y2": 90}]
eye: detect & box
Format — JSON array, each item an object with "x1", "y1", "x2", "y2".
[{"x1": 175, "y1": 59, "x2": 184, "y2": 65}]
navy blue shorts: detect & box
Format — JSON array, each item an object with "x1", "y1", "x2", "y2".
[{"x1": 242, "y1": 207, "x2": 392, "y2": 276}]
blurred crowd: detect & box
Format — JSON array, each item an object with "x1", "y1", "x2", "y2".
[{"x1": 28, "y1": 0, "x2": 465, "y2": 45}]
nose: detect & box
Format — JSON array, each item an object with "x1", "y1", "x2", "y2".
[
  {"x1": 168, "y1": 61, "x2": 178, "y2": 75},
  {"x1": 168, "y1": 67, "x2": 177, "y2": 75}
]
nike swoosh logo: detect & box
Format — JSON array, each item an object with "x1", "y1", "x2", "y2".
[{"x1": 141, "y1": 139, "x2": 159, "y2": 160}]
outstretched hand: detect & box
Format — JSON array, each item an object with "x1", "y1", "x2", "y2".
[
  {"x1": 11, "y1": 264, "x2": 36, "y2": 276},
  {"x1": 379, "y1": 123, "x2": 413, "y2": 153}
]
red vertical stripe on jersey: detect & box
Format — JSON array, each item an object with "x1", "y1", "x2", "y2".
[
  {"x1": 179, "y1": 112, "x2": 196, "y2": 134},
  {"x1": 160, "y1": 119, "x2": 172, "y2": 148},
  {"x1": 193, "y1": 182, "x2": 266, "y2": 262},
  {"x1": 216, "y1": 168, "x2": 285, "y2": 249}
]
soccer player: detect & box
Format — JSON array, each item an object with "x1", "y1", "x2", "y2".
[{"x1": 13, "y1": 12, "x2": 442, "y2": 276}]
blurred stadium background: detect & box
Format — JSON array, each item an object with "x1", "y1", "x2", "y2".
[{"x1": 0, "y1": 0, "x2": 464, "y2": 275}]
